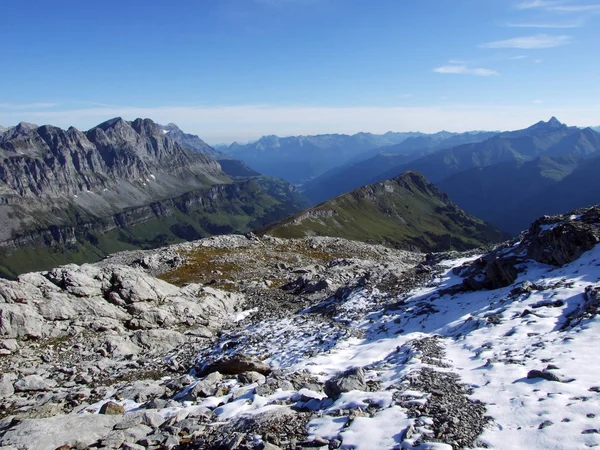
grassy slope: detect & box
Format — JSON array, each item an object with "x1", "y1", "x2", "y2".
[
  {"x1": 0, "y1": 180, "x2": 299, "y2": 278},
  {"x1": 259, "y1": 171, "x2": 504, "y2": 252}
]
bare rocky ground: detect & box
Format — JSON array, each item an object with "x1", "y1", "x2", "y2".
[
  {"x1": 2, "y1": 206, "x2": 596, "y2": 450},
  {"x1": 0, "y1": 234, "x2": 436, "y2": 450}
]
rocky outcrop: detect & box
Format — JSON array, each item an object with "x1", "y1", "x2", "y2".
[
  {"x1": 454, "y1": 206, "x2": 600, "y2": 291},
  {"x1": 0, "y1": 262, "x2": 242, "y2": 346}
]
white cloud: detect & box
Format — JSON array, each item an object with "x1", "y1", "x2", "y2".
[
  {"x1": 433, "y1": 65, "x2": 499, "y2": 76},
  {"x1": 549, "y1": 4, "x2": 600, "y2": 11},
  {"x1": 517, "y1": 0, "x2": 566, "y2": 9},
  {"x1": 509, "y1": 55, "x2": 529, "y2": 59},
  {"x1": 533, "y1": 100, "x2": 544, "y2": 103},
  {"x1": 481, "y1": 34, "x2": 572, "y2": 49},
  {"x1": 506, "y1": 21, "x2": 582, "y2": 28},
  {"x1": 4, "y1": 103, "x2": 599, "y2": 144}
]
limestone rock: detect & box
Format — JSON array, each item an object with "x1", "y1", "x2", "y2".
[
  {"x1": 0, "y1": 414, "x2": 121, "y2": 450},
  {"x1": 13, "y1": 375, "x2": 56, "y2": 392},
  {"x1": 0, "y1": 373, "x2": 17, "y2": 398}
]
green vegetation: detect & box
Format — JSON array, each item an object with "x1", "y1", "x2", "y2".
[
  {"x1": 259, "y1": 171, "x2": 504, "y2": 252},
  {"x1": 0, "y1": 180, "x2": 305, "y2": 279}
]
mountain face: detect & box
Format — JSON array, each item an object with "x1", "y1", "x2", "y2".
[
  {"x1": 221, "y1": 131, "x2": 423, "y2": 184},
  {"x1": 0, "y1": 118, "x2": 305, "y2": 278},
  {"x1": 158, "y1": 123, "x2": 225, "y2": 159},
  {"x1": 302, "y1": 130, "x2": 497, "y2": 205},
  {"x1": 259, "y1": 171, "x2": 504, "y2": 252},
  {"x1": 426, "y1": 120, "x2": 600, "y2": 234},
  {"x1": 2, "y1": 205, "x2": 599, "y2": 449},
  {"x1": 379, "y1": 118, "x2": 600, "y2": 184},
  {"x1": 436, "y1": 155, "x2": 581, "y2": 235}
]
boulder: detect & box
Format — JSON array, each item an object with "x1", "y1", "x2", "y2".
[
  {"x1": 13, "y1": 375, "x2": 56, "y2": 392},
  {"x1": 190, "y1": 372, "x2": 223, "y2": 398},
  {"x1": 99, "y1": 401, "x2": 125, "y2": 415},
  {"x1": 238, "y1": 371, "x2": 266, "y2": 385},
  {"x1": 0, "y1": 414, "x2": 121, "y2": 450},
  {"x1": 527, "y1": 369, "x2": 561, "y2": 382},
  {"x1": 200, "y1": 354, "x2": 271, "y2": 376},
  {"x1": 324, "y1": 367, "x2": 366, "y2": 399},
  {"x1": 0, "y1": 373, "x2": 17, "y2": 398}
]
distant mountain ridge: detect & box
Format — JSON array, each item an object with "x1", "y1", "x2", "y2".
[
  {"x1": 259, "y1": 171, "x2": 504, "y2": 252},
  {"x1": 379, "y1": 117, "x2": 600, "y2": 184},
  {"x1": 427, "y1": 118, "x2": 600, "y2": 234},
  {"x1": 221, "y1": 131, "x2": 425, "y2": 184},
  {"x1": 302, "y1": 130, "x2": 498, "y2": 204}
]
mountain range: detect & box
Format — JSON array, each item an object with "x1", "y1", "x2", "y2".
[
  {"x1": 299, "y1": 118, "x2": 600, "y2": 235},
  {"x1": 219, "y1": 131, "x2": 425, "y2": 184},
  {"x1": 302, "y1": 130, "x2": 498, "y2": 205},
  {"x1": 0, "y1": 118, "x2": 306, "y2": 277}
]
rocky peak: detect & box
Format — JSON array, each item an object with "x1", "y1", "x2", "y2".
[
  {"x1": 130, "y1": 117, "x2": 163, "y2": 137},
  {"x1": 527, "y1": 116, "x2": 566, "y2": 133}
]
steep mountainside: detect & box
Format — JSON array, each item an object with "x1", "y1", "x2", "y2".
[
  {"x1": 380, "y1": 118, "x2": 600, "y2": 184},
  {"x1": 437, "y1": 155, "x2": 583, "y2": 234},
  {"x1": 302, "y1": 130, "x2": 497, "y2": 205},
  {"x1": 260, "y1": 171, "x2": 504, "y2": 251},
  {"x1": 0, "y1": 119, "x2": 305, "y2": 278},
  {"x1": 158, "y1": 123, "x2": 225, "y2": 159},
  {"x1": 221, "y1": 131, "x2": 423, "y2": 184},
  {"x1": 502, "y1": 154, "x2": 600, "y2": 232}
]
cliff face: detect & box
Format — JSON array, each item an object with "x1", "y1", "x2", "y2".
[
  {"x1": 0, "y1": 118, "x2": 303, "y2": 277},
  {"x1": 0, "y1": 118, "x2": 224, "y2": 199}
]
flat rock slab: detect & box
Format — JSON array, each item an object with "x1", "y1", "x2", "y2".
[{"x1": 0, "y1": 414, "x2": 121, "y2": 450}]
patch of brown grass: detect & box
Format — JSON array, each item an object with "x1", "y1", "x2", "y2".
[{"x1": 158, "y1": 247, "x2": 240, "y2": 286}]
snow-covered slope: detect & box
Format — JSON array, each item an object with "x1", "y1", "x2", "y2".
[{"x1": 182, "y1": 207, "x2": 600, "y2": 449}]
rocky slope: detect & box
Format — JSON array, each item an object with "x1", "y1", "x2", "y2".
[
  {"x1": 259, "y1": 171, "x2": 504, "y2": 252},
  {"x1": 158, "y1": 123, "x2": 225, "y2": 160},
  {"x1": 0, "y1": 206, "x2": 599, "y2": 449},
  {"x1": 0, "y1": 119, "x2": 306, "y2": 278}
]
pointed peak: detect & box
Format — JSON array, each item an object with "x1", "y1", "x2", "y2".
[
  {"x1": 548, "y1": 116, "x2": 562, "y2": 127},
  {"x1": 526, "y1": 116, "x2": 566, "y2": 132}
]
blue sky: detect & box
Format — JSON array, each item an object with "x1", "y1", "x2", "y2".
[{"x1": 1, "y1": 0, "x2": 599, "y2": 143}]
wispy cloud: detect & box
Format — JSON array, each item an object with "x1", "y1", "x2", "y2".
[
  {"x1": 506, "y1": 21, "x2": 582, "y2": 28},
  {"x1": 433, "y1": 65, "x2": 499, "y2": 76},
  {"x1": 509, "y1": 55, "x2": 530, "y2": 59},
  {"x1": 481, "y1": 34, "x2": 572, "y2": 49},
  {"x1": 517, "y1": 0, "x2": 566, "y2": 9},
  {"x1": 549, "y1": 3, "x2": 600, "y2": 11}
]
